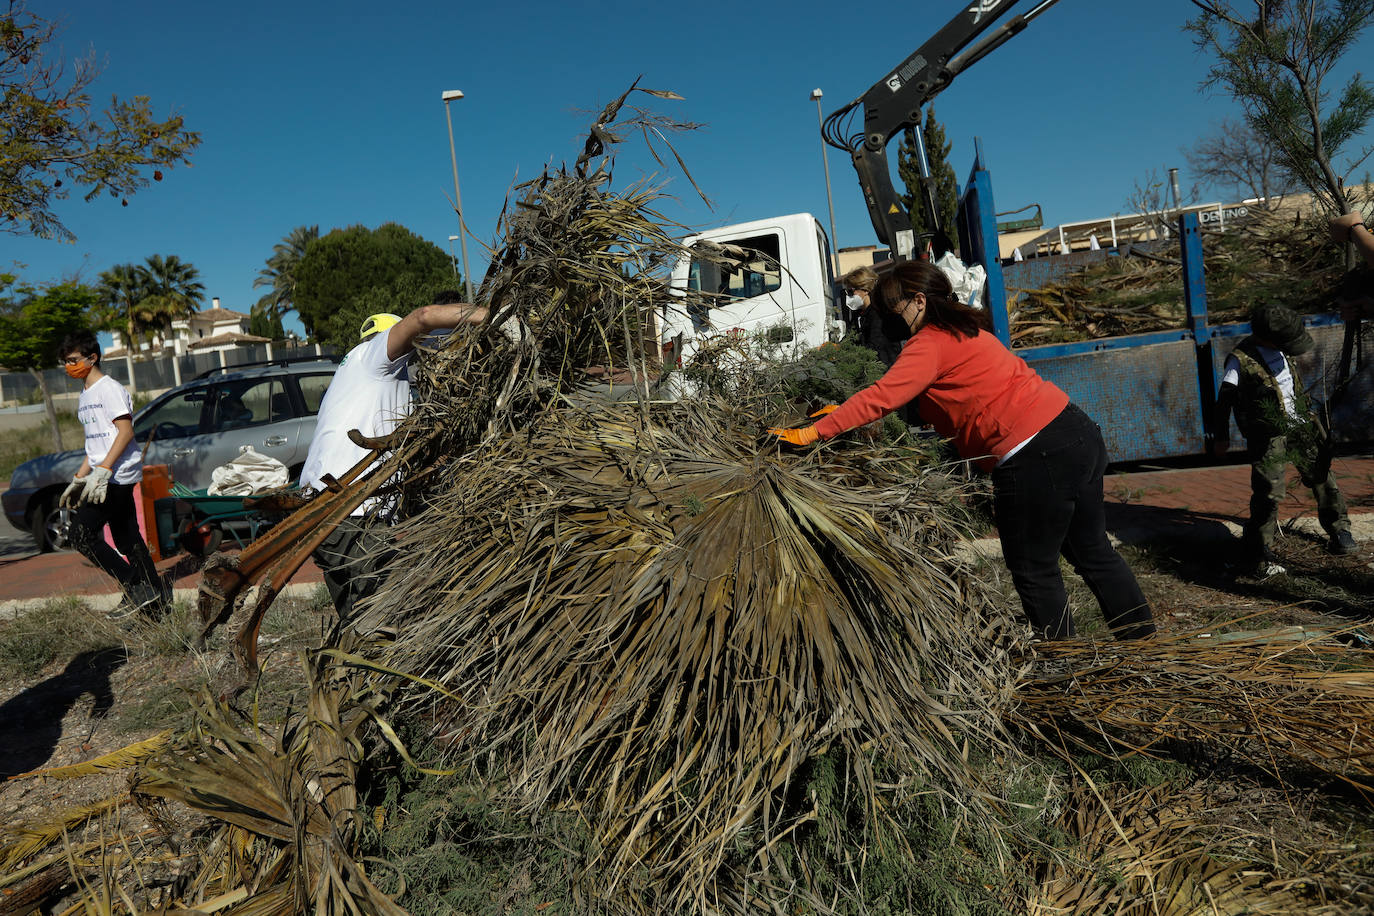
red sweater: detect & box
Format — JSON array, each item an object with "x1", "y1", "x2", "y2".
[{"x1": 814, "y1": 326, "x2": 1068, "y2": 469}]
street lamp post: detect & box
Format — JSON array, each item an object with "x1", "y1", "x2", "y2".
[
  {"x1": 447, "y1": 235, "x2": 460, "y2": 279},
  {"x1": 810, "y1": 88, "x2": 840, "y2": 274},
  {"x1": 442, "y1": 89, "x2": 477, "y2": 303}
]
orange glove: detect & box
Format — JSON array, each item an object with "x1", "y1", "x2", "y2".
[
  {"x1": 809, "y1": 405, "x2": 838, "y2": 418},
  {"x1": 765, "y1": 425, "x2": 820, "y2": 447}
]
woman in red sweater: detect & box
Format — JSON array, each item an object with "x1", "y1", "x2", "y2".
[{"x1": 769, "y1": 261, "x2": 1154, "y2": 641}]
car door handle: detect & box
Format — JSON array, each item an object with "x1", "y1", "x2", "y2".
[
  {"x1": 173, "y1": 447, "x2": 194, "y2": 457},
  {"x1": 264, "y1": 435, "x2": 288, "y2": 447}
]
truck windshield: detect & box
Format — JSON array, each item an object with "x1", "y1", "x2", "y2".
[{"x1": 688, "y1": 232, "x2": 783, "y2": 303}]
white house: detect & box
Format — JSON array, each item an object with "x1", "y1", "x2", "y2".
[{"x1": 106, "y1": 297, "x2": 272, "y2": 359}]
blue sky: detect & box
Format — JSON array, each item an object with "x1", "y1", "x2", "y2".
[{"x1": 7, "y1": 0, "x2": 1374, "y2": 337}]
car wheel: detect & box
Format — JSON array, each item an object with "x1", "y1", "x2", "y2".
[{"x1": 30, "y1": 497, "x2": 74, "y2": 552}]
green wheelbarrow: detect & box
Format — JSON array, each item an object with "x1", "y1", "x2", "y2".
[{"x1": 153, "y1": 485, "x2": 304, "y2": 558}]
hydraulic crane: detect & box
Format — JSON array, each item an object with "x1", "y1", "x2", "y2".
[{"x1": 822, "y1": 0, "x2": 1063, "y2": 261}]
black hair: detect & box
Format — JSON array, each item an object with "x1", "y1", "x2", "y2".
[
  {"x1": 878, "y1": 260, "x2": 990, "y2": 339},
  {"x1": 1336, "y1": 267, "x2": 1373, "y2": 301},
  {"x1": 59, "y1": 329, "x2": 101, "y2": 365}
]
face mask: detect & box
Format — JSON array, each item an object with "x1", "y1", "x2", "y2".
[
  {"x1": 844, "y1": 293, "x2": 865, "y2": 312},
  {"x1": 64, "y1": 358, "x2": 93, "y2": 380}
]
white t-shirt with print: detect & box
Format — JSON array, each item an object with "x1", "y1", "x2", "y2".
[
  {"x1": 78, "y1": 374, "x2": 142, "y2": 484},
  {"x1": 300, "y1": 330, "x2": 411, "y2": 516},
  {"x1": 1222, "y1": 343, "x2": 1297, "y2": 419}
]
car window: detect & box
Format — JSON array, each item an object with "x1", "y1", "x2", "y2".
[
  {"x1": 210, "y1": 378, "x2": 286, "y2": 431},
  {"x1": 133, "y1": 387, "x2": 206, "y2": 442},
  {"x1": 297, "y1": 373, "x2": 333, "y2": 415},
  {"x1": 688, "y1": 232, "x2": 783, "y2": 303}
]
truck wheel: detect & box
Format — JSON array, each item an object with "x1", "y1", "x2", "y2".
[{"x1": 30, "y1": 497, "x2": 74, "y2": 553}]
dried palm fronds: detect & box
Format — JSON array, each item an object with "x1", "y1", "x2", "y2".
[
  {"x1": 363, "y1": 396, "x2": 1024, "y2": 913},
  {"x1": 1011, "y1": 627, "x2": 1374, "y2": 793},
  {"x1": 1029, "y1": 781, "x2": 1370, "y2": 915},
  {"x1": 195, "y1": 80, "x2": 716, "y2": 669},
  {"x1": 3, "y1": 731, "x2": 170, "y2": 782},
  {"x1": 121, "y1": 633, "x2": 407, "y2": 915},
  {"x1": 1009, "y1": 212, "x2": 1348, "y2": 348}
]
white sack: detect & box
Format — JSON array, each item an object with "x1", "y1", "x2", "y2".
[
  {"x1": 207, "y1": 444, "x2": 289, "y2": 496},
  {"x1": 934, "y1": 251, "x2": 988, "y2": 310}
]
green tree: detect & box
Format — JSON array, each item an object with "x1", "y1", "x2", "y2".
[
  {"x1": 140, "y1": 253, "x2": 205, "y2": 342},
  {"x1": 896, "y1": 106, "x2": 958, "y2": 254},
  {"x1": 1, "y1": 3, "x2": 201, "y2": 241},
  {"x1": 247, "y1": 308, "x2": 284, "y2": 339},
  {"x1": 0, "y1": 276, "x2": 96, "y2": 450},
  {"x1": 294, "y1": 223, "x2": 457, "y2": 348},
  {"x1": 94, "y1": 262, "x2": 150, "y2": 392},
  {"x1": 252, "y1": 224, "x2": 318, "y2": 329},
  {"x1": 92, "y1": 255, "x2": 204, "y2": 390},
  {"x1": 1187, "y1": 0, "x2": 1374, "y2": 226}
]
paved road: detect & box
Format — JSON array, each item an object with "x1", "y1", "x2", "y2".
[{"x1": 0, "y1": 523, "x2": 36, "y2": 562}]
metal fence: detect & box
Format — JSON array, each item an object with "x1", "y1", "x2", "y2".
[{"x1": 0, "y1": 343, "x2": 336, "y2": 406}]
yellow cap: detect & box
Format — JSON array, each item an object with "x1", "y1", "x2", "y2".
[{"x1": 359, "y1": 313, "x2": 402, "y2": 340}]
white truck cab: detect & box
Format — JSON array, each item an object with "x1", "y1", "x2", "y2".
[{"x1": 660, "y1": 213, "x2": 843, "y2": 377}]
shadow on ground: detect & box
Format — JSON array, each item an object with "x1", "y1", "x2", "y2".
[
  {"x1": 0, "y1": 646, "x2": 128, "y2": 777},
  {"x1": 1107, "y1": 502, "x2": 1374, "y2": 625}
]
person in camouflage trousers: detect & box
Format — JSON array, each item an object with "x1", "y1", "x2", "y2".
[{"x1": 1212, "y1": 303, "x2": 1357, "y2": 576}]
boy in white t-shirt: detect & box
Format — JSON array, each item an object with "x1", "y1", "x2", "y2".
[
  {"x1": 58, "y1": 330, "x2": 168, "y2": 618},
  {"x1": 1211, "y1": 303, "x2": 1356, "y2": 576},
  {"x1": 302, "y1": 295, "x2": 488, "y2": 621}
]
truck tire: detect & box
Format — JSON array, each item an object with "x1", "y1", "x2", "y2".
[{"x1": 29, "y1": 496, "x2": 73, "y2": 553}]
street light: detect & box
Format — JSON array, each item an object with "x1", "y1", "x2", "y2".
[
  {"x1": 810, "y1": 88, "x2": 840, "y2": 274},
  {"x1": 442, "y1": 89, "x2": 477, "y2": 303},
  {"x1": 447, "y1": 235, "x2": 460, "y2": 279}
]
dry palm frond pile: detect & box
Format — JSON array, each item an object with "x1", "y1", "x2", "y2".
[
  {"x1": 1029, "y1": 781, "x2": 1373, "y2": 915},
  {"x1": 1012, "y1": 628, "x2": 1374, "y2": 794},
  {"x1": 1008, "y1": 212, "x2": 1347, "y2": 347},
  {"x1": 363, "y1": 397, "x2": 1022, "y2": 913}
]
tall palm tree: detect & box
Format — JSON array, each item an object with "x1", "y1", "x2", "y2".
[
  {"x1": 95, "y1": 263, "x2": 152, "y2": 392},
  {"x1": 140, "y1": 253, "x2": 206, "y2": 344},
  {"x1": 253, "y1": 225, "x2": 318, "y2": 329}
]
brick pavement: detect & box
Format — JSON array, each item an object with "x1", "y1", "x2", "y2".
[
  {"x1": 0, "y1": 547, "x2": 323, "y2": 605},
  {"x1": 1102, "y1": 452, "x2": 1374, "y2": 523}
]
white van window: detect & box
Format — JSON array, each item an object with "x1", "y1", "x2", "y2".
[{"x1": 689, "y1": 233, "x2": 783, "y2": 302}]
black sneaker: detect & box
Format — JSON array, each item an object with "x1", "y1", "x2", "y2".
[{"x1": 1329, "y1": 530, "x2": 1358, "y2": 556}]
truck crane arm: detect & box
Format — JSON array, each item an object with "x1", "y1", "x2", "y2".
[{"x1": 822, "y1": 0, "x2": 1061, "y2": 260}]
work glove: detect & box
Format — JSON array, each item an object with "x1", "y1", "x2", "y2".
[
  {"x1": 498, "y1": 314, "x2": 528, "y2": 345},
  {"x1": 764, "y1": 425, "x2": 820, "y2": 448},
  {"x1": 809, "y1": 405, "x2": 838, "y2": 418},
  {"x1": 82, "y1": 466, "x2": 112, "y2": 505},
  {"x1": 59, "y1": 475, "x2": 86, "y2": 509}
]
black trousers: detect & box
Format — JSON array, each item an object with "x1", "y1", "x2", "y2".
[
  {"x1": 312, "y1": 516, "x2": 396, "y2": 622},
  {"x1": 990, "y1": 403, "x2": 1155, "y2": 640},
  {"x1": 69, "y1": 481, "x2": 163, "y2": 607}
]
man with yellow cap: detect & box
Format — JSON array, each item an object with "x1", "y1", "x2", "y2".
[{"x1": 301, "y1": 291, "x2": 488, "y2": 619}]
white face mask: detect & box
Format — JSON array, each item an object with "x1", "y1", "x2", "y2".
[{"x1": 844, "y1": 293, "x2": 865, "y2": 312}]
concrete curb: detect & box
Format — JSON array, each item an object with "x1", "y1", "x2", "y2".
[{"x1": 0, "y1": 581, "x2": 325, "y2": 621}]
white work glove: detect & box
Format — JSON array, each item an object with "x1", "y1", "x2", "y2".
[
  {"x1": 59, "y1": 475, "x2": 86, "y2": 509},
  {"x1": 498, "y1": 314, "x2": 528, "y2": 345},
  {"x1": 82, "y1": 466, "x2": 112, "y2": 505}
]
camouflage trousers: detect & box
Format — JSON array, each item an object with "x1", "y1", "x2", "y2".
[{"x1": 1242, "y1": 432, "x2": 1350, "y2": 555}]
